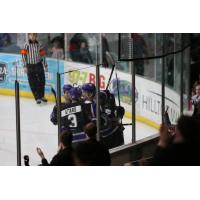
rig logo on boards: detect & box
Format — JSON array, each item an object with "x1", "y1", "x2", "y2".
[{"x1": 0, "y1": 62, "x2": 7, "y2": 83}]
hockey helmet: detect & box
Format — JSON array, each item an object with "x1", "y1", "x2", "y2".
[
  {"x1": 63, "y1": 84, "x2": 73, "y2": 94},
  {"x1": 115, "y1": 106, "x2": 125, "y2": 119},
  {"x1": 100, "y1": 91, "x2": 107, "y2": 106},
  {"x1": 69, "y1": 87, "x2": 82, "y2": 100},
  {"x1": 82, "y1": 83, "x2": 96, "y2": 96}
]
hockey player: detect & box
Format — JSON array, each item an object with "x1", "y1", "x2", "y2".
[
  {"x1": 82, "y1": 83, "x2": 96, "y2": 99},
  {"x1": 80, "y1": 83, "x2": 124, "y2": 148},
  {"x1": 50, "y1": 84, "x2": 73, "y2": 125},
  {"x1": 81, "y1": 83, "x2": 125, "y2": 148},
  {"x1": 63, "y1": 84, "x2": 73, "y2": 104},
  {"x1": 81, "y1": 83, "x2": 96, "y2": 118},
  {"x1": 99, "y1": 90, "x2": 125, "y2": 149},
  {"x1": 61, "y1": 86, "x2": 94, "y2": 142},
  {"x1": 99, "y1": 90, "x2": 116, "y2": 118}
]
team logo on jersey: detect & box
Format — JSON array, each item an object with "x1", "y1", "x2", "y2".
[{"x1": 0, "y1": 62, "x2": 7, "y2": 83}]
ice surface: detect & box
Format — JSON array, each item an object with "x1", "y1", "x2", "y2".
[{"x1": 0, "y1": 95, "x2": 158, "y2": 166}]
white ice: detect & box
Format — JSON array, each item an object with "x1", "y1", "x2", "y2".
[{"x1": 0, "y1": 95, "x2": 158, "y2": 166}]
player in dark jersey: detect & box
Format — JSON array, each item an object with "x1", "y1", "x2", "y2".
[
  {"x1": 81, "y1": 83, "x2": 124, "y2": 148},
  {"x1": 81, "y1": 83, "x2": 96, "y2": 118},
  {"x1": 99, "y1": 90, "x2": 116, "y2": 118},
  {"x1": 99, "y1": 90, "x2": 125, "y2": 149},
  {"x1": 50, "y1": 84, "x2": 72, "y2": 125},
  {"x1": 61, "y1": 87, "x2": 93, "y2": 142},
  {"x1": 81, "y1": 83, "x2": 96, "y2": 101}
]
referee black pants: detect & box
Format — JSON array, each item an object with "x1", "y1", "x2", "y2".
[{"x1": 27, "y1": 62, "x2": 45, "y2": 100}]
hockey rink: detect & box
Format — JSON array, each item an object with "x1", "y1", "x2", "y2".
[{"x1": 0, "y1": 95, "x2": 158, "y2": 166}]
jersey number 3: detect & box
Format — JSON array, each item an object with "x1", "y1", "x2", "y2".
[{"x1": 68, "y1": 114, "x2": 78, "y2": 128}]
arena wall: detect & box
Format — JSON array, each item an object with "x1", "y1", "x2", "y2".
[{"x1": 0, "y1": 53, "x2": 181, "y2": 129}]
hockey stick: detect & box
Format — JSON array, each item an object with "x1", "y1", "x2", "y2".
[
  {"x1": 105, "y1": 51, "x2": 116, "y2": 90},
  {"x1": 115, "y1": 71, "x2": 121, "y2": 107},
  {"x1": 104, "y1": 51, "x2": 121, "y2": 106},
  {"x1": 104, "y1": 51, "x2": 120, "y2": 103},
  {"x1": 51, "y1": 87, "x2": 57, "y2": 103},
  {"x1": 122, "y1": 123, "x2": 133, "y2": 126},
  {"x1": 105, "y1": 51, "x2": 124, "y2": 126}
]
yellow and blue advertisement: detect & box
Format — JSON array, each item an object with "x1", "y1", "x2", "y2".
[{"x1": 0, "y1": 53, "x2": 64, "y2": 101}]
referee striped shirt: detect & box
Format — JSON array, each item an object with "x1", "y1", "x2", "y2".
[{"x1": 21, "y1": 40, "x2": 47, "y2": 67}]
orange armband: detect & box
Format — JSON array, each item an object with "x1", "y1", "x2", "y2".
[
  {"x1": 39, "y1": 49, "x2": 46, "y2": 56},
  {"x1": 20, "y1": 49, "x2": 28, "y2": 55}
]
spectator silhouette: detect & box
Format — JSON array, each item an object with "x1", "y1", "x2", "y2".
[
  {"x1": 69, "y1": 33, "x2": 92, "y2": 64},
  {"x1": 131, "y1": 33, "x2": 148, "y2": 76},
  {"x1": 50, "y1": 36, "x2": 64, "y2": 59},
  {"x1": 151, "y1": 115, "x2": 200, "y2": 166},
  {"x1": 37, "y1": 130, "x2": 75, "y2": 166},
  {"x1": 79, "y1": 42, "x2": 93, "y2": 64},
  {"x1": 75, "y1": 122, "x2": 111, "y2": 166},
  {"x1": 0, "y1": 33, "x2": 11, "y2": 47}
]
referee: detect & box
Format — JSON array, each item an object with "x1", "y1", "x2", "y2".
[{"x1": 21, "y1": 33, "x2": 48, "y2": 104}]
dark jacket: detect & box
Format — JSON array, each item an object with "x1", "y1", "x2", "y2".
[
  {"x1": 76, "y1": 139, "x2": 111, "y2": 166},
  {"x1": 41, "y1": 147, "x2": 75, "y2": 166},
  {"x1": 151, "y1": 142, "x2": 200, "y2": 166}
]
